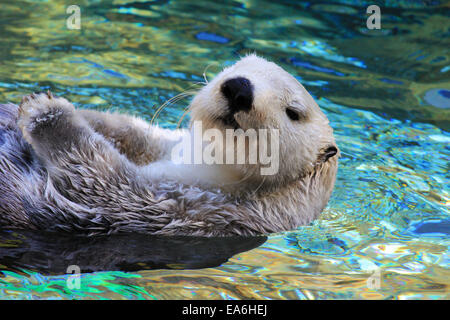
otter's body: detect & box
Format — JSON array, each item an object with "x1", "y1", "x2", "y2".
[{"x1": 0, "y1": 55, "x2": 338, "y2": 236}]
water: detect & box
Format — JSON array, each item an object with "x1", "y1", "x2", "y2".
[{"x1": 0, "y1": 0, "x2": 449, "y2": 299}]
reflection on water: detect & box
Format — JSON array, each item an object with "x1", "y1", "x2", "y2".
[
  {"x1": 0, "y1": 0, "x2": 449, "y2": 299},
  {"x1": 0, "y1": 230, "x2": 266, "y2": 273}
]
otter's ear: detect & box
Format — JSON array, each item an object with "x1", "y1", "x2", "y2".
[{"x1": 318, "y1": 145, "x2": 338, "y2": 163}]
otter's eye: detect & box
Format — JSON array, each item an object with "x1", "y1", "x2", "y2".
[{"x1": 286, "y1": 108, "x2": 300, "y2": 121}]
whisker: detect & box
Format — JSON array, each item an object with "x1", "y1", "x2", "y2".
[
  {"x1": 151, "y1": 92, "x2": 190, "y2": 125},
  {"x1": 222, "y1": 164, "x2": 258, "y2": 187},
  {"x1": 150, "y1": 81, "x2": 205, "y2": 126},
  {"x1": 150, "y1": 90, "x2": 197, "y2": 126},
  {"x1": 176, "y1": 105, "x2": 191, "y2": 129},
  {"x1": 191, "y1": 81, "x2": 208, "y2": 86},
  {"x1": 250, "y1": 175, "x2": 266, "y2": 196},
  {"x1": 202, "y1": 63, "x2": 218, "y2": 84}
]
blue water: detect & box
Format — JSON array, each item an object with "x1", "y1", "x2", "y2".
[{"x1": 0, "y1": 0, "x2": 448, "y2": 299}]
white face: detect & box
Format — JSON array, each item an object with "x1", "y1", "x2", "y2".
[{"x1": 188, "y1": 54, "x2": 337, "y2": 187}]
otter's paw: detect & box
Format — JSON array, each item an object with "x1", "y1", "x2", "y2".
[{"x1": 18, "y1": 91, "x2": 75, "y2": 139}]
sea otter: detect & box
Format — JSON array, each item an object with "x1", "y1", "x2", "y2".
[{"x1": 0, "y1": 55, "x2": 339, "y2": 236}]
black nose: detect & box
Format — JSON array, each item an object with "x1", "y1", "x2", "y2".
[{"x1": 221, "y1": 77, "x2": 253, "y2": 113}]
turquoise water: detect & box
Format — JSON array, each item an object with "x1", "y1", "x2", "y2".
[{"x1": 0, "y1": 0, "x2": 449, "y2": 299}]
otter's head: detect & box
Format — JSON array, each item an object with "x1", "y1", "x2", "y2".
[{"x1": 188, "y1": 54, "x2": 338, "y2": 191}]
